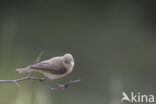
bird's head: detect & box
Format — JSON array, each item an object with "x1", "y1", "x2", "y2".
[{"x1": 63, "y1": 53, "x2": 74, "y2": 68}]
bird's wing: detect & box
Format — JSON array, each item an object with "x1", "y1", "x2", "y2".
[{"x1": 29, "y1": 60, "x2": 67, "y2": 75}]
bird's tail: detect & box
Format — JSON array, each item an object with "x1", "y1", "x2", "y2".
[{"x1": 16, "y1": 67, "x2": 33, "y2": 74}]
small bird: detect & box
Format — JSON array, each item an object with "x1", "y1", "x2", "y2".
[{"x1": 16, "y1": 53, "x2": 74, "y2": 82}]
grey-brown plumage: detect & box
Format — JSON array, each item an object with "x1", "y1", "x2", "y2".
[{"x1": 16, "y1": 53, "x2": 74, "y2": 80}]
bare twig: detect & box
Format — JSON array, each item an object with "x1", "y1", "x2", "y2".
[
  {"x1": 0, "y1": 77, "x2": 80, "y2": 91},
  {"x1": 63, "y1": 79, "x2": 80, "y2": 88},
  {"x1": 27, "y1": 51, "x2": 44, "y2": 77},
  {"x1": 42, "y1": 80, "x2": 57, "y2": 91},
  {"x1": 41, "y1": 79, "x2": 80, "y2": 91},
  {"x1": 0, "y1": 77, "x2": 45, "y2": 86},
  {"x1": 34, "y1": 51, "x2": 44, "y2": 64},
  {"x1": 0, "y1": 51, "x2": 80, "y2": 91}
]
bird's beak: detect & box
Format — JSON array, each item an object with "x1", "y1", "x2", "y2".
[{"x1": 71, "y1": 61, "x2": 74, "y2": 66}]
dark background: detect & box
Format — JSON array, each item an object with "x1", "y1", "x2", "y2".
[{"x1": 0, "y1": 0, "x2": 156, "y2": 104}]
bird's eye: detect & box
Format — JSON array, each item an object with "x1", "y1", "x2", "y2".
[{"x1": 64, "y1": 60, "x2": 70, "y2": 64}]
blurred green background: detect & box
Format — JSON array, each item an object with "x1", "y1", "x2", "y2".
[{"x1": 0, "y1": 0, "x2": 156, "y2": 104}]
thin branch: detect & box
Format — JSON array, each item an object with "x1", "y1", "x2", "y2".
[
  {"x1": 0, "y1": 76, "x2": 80, "y2": 91},
  {"x1": 42, "y1": 80, "x2": 57, "y2": 91},
  {"x1": 34, "y1": 51, "x2": 44, "y2": 64},
  {"x1": 0, "y1": 51, "x2": 80, "y2": 91},
  {"x1": 0, "y1": 77, "x2": 45, "y2": 86},
  {"x1": 27, "y1": 51, "x2": 44, "y2": 77},
  {"x1": 63, "y1": 79, "x2": 80, "y2": 88},
  {"x1": 41, "y1": 79, "x2": 80, "y2": 91}
]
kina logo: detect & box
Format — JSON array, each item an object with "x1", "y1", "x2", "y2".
[{"x1": 121, "y1": 92, "x2": 154, "y2": 103}]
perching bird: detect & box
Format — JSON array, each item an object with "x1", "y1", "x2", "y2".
[{"x1": 16, "y1": 53, "x2": 74, "y2": 81}]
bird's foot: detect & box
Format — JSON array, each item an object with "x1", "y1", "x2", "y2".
[
  {"x1": 58, "y1": 84, "x2": 65, "y2": 90},
  {"x1": 54, "y1": 82, "x2": 65, "y2": 90}
]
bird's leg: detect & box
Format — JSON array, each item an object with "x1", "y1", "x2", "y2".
[
  {"x1": 54, "y1": 82, "x2": 65, "y2": 90},
  {"x1": 50, "y1": 80, "x2": 65, "y2": 90}
]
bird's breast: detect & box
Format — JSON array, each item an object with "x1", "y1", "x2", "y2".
[{"x1": 43, "y1": 73, "x2": 65, "y2": 80}]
